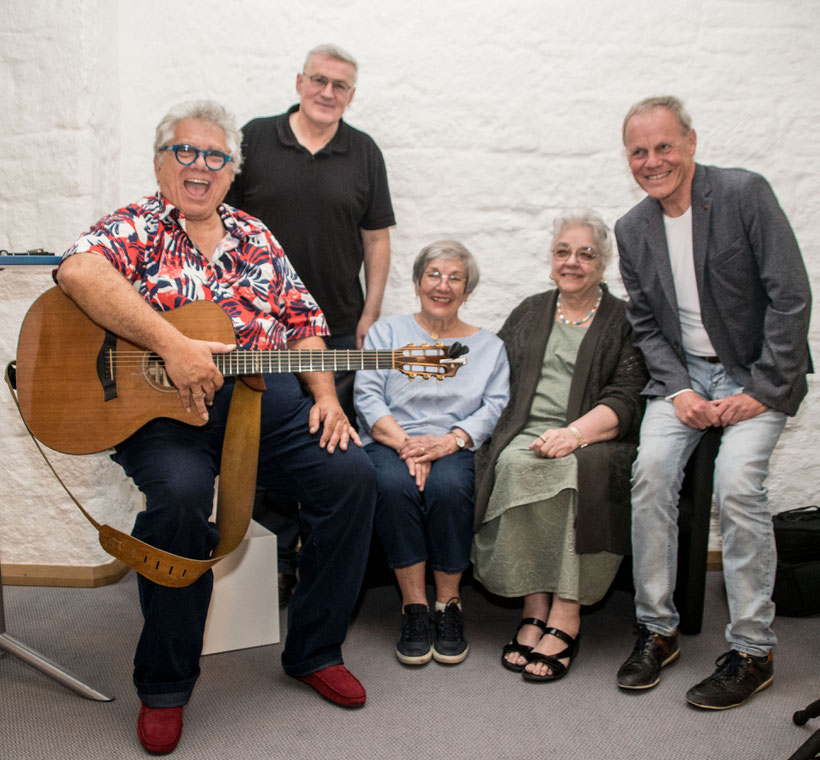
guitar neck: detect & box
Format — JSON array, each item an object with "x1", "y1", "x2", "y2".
[{"x1": 213, "y1": 348, "x2": 400, "y2": 376}]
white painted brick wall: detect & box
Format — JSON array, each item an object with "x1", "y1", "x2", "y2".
[{"x1": 1, "y1": 0, "x2": 817, "y2": 567}]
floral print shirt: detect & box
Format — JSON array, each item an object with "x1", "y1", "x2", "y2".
[{"x1": 62, "y1": 193, "x2": 328, "y2": 349}]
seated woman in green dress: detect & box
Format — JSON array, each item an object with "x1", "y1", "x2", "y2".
[{"x1": 472, "y1": 209, "x2": 647, "y2": 682}]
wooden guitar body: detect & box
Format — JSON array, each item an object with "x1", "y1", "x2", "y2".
[{"x1": 16, "y1": 288, "x2": 234, "y2": 454}]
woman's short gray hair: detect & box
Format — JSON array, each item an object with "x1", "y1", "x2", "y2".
[
  {"x1": 412, "y1": 240, "x2": 480, "y2": 295},
  {"x1": 551, "y1": 209, "x2": 613, "y2": 270},
  {"x1": 153, "y1": 100, "x2": 242, "y2": 174}
]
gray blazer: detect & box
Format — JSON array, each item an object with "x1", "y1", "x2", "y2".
[{"x1": 615, "y1": 163, "x2": 812, "y2": 416}]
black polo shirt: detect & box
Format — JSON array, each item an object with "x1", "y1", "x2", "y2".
[{"x1": 225, "y1": 105, "x2": 395, "y2": 335}]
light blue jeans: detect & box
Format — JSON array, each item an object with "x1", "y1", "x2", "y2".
[{"x1": 631, "y1": 355, "x2": 786, "y2": 656}]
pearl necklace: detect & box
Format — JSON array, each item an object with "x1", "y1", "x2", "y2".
[{"x1": 556, "y1": 288, "x2": 603, "y2": 326}]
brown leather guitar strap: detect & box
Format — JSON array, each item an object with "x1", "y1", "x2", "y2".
[{"x1": 6, "y1": 362, "x2": 262, "y2": 588}]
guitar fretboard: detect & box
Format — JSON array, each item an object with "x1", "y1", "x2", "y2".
[{"x1": 213, "y1": 349, "x2": 401, "y2": 376}]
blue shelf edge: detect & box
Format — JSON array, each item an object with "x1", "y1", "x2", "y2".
[{"x1": 0, "y1": 256, "x2": 62, "y2": 266}]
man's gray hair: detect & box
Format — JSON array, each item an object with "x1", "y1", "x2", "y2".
[
  {"x1": 551, "y1": 209, "x2": 614, "y2": 270},
  {"x1": 153, "y1": 100, "x2": 242, "y2": 173},
  {"x1": 304, "y1": 43, "x2": 359, "y2": 84},
  {"x1": 412, "y1": 240, "x2": 480, "y2": 296},
  {"x1": 621, "y1": 95, "x2": 693, "y2": 144}
]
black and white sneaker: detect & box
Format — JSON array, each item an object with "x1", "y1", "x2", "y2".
[
  {"x1": 396, "y1": 604, "x2": 432, "y2": 665},
  {"x1": 432, "y1": 598, "x2": 469, "y2": 664}
]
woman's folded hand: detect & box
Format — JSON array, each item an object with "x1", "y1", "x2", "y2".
[{"x1": 529, "y1": 428, "x2": 578, "y2": 459}]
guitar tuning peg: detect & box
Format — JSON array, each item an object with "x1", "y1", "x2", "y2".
[{"x1": 447, "y1": 342, "x2": 469, "y2": 359}]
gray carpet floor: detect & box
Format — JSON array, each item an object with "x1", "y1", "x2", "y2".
[{"x1": 2, "y1": 570, "x2": 818, "y2": 759}]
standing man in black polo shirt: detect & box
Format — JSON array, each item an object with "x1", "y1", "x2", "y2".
[
  {"x1": 227, "y1": 43, "x2": 394, "y2": 352},
  {"x1": 225, "y1": 43, "x2": 395, "y2": 603}
]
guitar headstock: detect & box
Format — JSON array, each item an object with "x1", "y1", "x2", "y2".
[{"x1": 395, "y1": 342, "x2": 469, "y2": 380}]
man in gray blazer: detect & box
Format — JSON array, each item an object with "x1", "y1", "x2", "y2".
[{"x1": 614, "y1": 96, "x2": 811, "y2": 710}]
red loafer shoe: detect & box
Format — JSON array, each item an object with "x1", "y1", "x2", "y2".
[
  {"x1": 137, "y1": 704, "x2": 184, "y2": 755},
  {"x1": 295, "y1": 664, "x2": 366, "y2": 708}
]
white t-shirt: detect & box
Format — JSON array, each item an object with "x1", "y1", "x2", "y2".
[{"x1": 664, "y1": 208, "x2": 716, "y2": 357}]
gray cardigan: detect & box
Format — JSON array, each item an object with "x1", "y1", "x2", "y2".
[
  {"x1": 615, "y1": 163, "x2": 811, "y2": 415},
  {"x1": 473, "y1": 288, "x2": 647, "y2": 555}
]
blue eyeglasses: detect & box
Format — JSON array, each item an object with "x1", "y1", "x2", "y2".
[{"x1": 160, "y1": 144, "x2": 232, "y2": 171}]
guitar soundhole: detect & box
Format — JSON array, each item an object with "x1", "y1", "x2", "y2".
[{"x1": 142, "y1": 353, "x2": 176, "y2": 391}]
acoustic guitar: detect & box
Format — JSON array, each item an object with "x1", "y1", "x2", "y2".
[{"x1": 14, "y1": 287, "x2": 468, "y2": 455}]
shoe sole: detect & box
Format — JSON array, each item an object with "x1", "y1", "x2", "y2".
[
  {"x1": 432, "y1": 644, "x2": 469, "y2": 665},
  {"x1": 396, "y1": 647, "x2": 433, "y2": 666},
  {"x1": 685, "y1": 675, "x2": 773, "y2": 710},
  {"x1": 617, "y1": 648, "x2": 681, "y2": 690}
]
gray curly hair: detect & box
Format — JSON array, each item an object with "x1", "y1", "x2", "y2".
[
  {"x1": 551, "y1": 209, "x2": 613, "y2": 270},
  {"x1": 153, "y1": 100, "x2": 242, "y2": 174}
]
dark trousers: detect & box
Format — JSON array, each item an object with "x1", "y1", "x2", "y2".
[
  {"x1": 113, "y1": 373, "x2": 376, "y2": 707},
  {"x1": 365, "y1": 442, "x2": 475, "y2": 574},
  {"x1": 253, "y1": 333, "x2": 358, "y2": 575}
]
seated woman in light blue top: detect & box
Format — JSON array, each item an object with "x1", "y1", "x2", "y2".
[{"x1": 354, "y1": 240, "x2": 510, "y2": 667}]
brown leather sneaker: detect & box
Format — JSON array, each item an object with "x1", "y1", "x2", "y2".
[
  {"x1": 617, "y1": 623, "x2": 680, "y2": 690},
  {"x1": 686, "y1": 650, "x2": 773, "y2": 710}
]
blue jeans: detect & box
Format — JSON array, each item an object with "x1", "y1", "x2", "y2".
[
  {"x1": 630, "y1": 355, "x2": 786, "y2": 656},
  {"x1": 365, "y1": 442, "x2": 475, "y2": 574},
  {"x1": 113, "y1": 373, "x2": 376, "y2": 707}
]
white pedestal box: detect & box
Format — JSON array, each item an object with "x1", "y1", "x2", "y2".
[{"x1": 202, "y1": 520, "x2": 280, "y2": 655}]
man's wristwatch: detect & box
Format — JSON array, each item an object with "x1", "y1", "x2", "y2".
[{"x1": 449, "y1": 431, "x2": 466, "y2": 449}]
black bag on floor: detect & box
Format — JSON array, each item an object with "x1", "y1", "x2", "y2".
[{"x1": 772, "y1": 506, "x2": 820, "y2": 617}]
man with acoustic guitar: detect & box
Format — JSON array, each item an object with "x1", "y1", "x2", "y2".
[{"x1": 55, "y1": 99, "x2": 378, "y2": 755}]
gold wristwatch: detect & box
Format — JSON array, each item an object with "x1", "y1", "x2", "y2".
[{"x1": 449, "y1": 431, "x2": 466, "y2": 449}]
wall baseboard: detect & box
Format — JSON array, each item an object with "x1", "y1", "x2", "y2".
[
  {"x1": 2, "y1": 559, "x2": 129, "y2": 587},
  {"x1": 1, "y1": 552, "x2": 724, "y2": 588}
]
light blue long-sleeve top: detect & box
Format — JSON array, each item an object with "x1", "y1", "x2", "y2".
[{"x1": 354, "y1": 314, "x2": 510, "y2": 450}]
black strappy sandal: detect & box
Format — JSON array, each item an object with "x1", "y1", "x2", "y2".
[
  {"x1": 521, "y1": 627, "x2": 581, "y2": 682},
  {"x1": 501, "y1": 617, "x2": 548, "y2": 672}
]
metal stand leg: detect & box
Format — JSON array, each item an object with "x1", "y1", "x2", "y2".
[{"x1": 0, "y1": 565, "x2": 113, "y2": 701}]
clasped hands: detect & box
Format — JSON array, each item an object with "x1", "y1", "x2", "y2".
[
  {"x1": 672, "y1": 390, "x2": 767, "y2": 429},
  {"x1": 399, "y1": 433, "x2": 459, "y2": 491}
]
